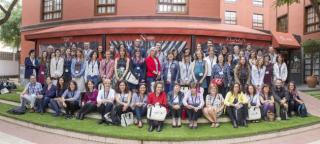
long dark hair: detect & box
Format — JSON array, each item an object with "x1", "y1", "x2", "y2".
[
  {"x1": 68, "y1": 80, "x2": 78, "y2": 91},
  {"x1": 115, "y1": 80, "x2": 129, "y2": 93},
  {"x1": 85, "y1": 80, "x2": 95, "y2": 92}
]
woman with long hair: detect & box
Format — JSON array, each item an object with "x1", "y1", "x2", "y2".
[
  {"x1": 50, "y1": 49, "x2": 64, "y2": 85},
  {"x1": 224, "y1": 83, "x2": 248, "y2": 128},
  {"x1": 38, "y1": 51, "x2": 50, "y2": 86},
  {"x1": 251, "y1": 57, "x2": 266, "y2": 90},
  {"x1": 77, "y1": 80, "x2": 98, "y2": 120},
  {"x1": 131, "y1": 83, "x2": 148, "y2": 128},
  {"x1": 99, "y1": 50, "x2": 115, "y2": 80},
  {"x1": 167, "y1": 83, "x2": 184, "y2": 128},
  {"x1": 163, "y1": 51, "x2": 180, "y2": 93},
  {"x1": 260, "y1": 84, "x2": 275, "y2": 121},
  {"x1": 212, "y1": 54, "x2": 232, "y2": 97},
  {"x1": 50, "y1": 77, "x2": 66, "y2": 117},
  {"x1": 183, "y1": 83, "x2": 204, "y2": 129},
  {"x1": 96, "y1": 79, "x2": 116, "y2": 124},
  {"x1": 64, "y1": 48, "x2": 73, "y2": 84},
  {"x1": 191, "y1": 50, "x2": 208, "y2": 95},
  {"x1": 114, "y1": 44, "x2": 130, "y2": 82},
  {"x1": 273, "y1": 54, "x2": 288, "y2": 82},
  {"x1": 85, "y1": 51, "x2": 100, "y2": 87},
  {"x1": 61, "y1": 80, "x2": 81, "y2": 119},
  {"x1": 130, "y1": 49, "x2": 146, "y2": 91},
  {"x1": 147, "y1": 81, "x2": 167, "y2": 132},
  {"x1": 287, "y1": 81, "x2": 305, "y2": 117},
  {"x1": 234, "y1": 56, "x2": 251, "y2": 92},
  {"x1": 71, "y1": 49, "x2": 86, "y2": 92},
  {"x1": 114, "y1": 80, "x2": 132, "y2": 119}
]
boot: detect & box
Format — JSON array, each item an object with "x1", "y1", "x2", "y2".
[
  {"x1": 177, "y1": 117, "x2": 181, "y2": 127},
  {"x1": 156, "y1": 124, "x2": 162, "y2": 132},
  {"x1": 243, "y1": 120, "x2": 248, "y2": 127},
  {"x1": 172, "y1": 118, "x2": 176, "y2": 128},
  {"x1": 232, "y1": 120, "x2": 238, "y2": 128},
  {"x1": 148, "y1": 125, "x2": 154, "y2": 132}
]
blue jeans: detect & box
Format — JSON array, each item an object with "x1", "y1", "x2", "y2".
[
  {"x1": 134, "y1": 106, "x2": 147, "y2": 121},
  {"x1": 50, "y1": 99, "x2": 61, "y2": 115},
  {"x1": 146, "y1": 77, "x2": 155, "y2": 92},
  {"x1": 165, "y1": 83, "x2": 174, "y2": 94}
]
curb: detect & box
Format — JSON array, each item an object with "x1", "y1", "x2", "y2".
[{"x1": 1, "y1": 114, "x2": 320, "y2": 144}]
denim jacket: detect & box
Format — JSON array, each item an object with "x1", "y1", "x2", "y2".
[
  {"x1": 71, "y1": 58, "x2": 86, "y2": 78},
  {"x1": 167, "y1": 91, "x2": 184, "y2": 107},
  {"x1": 162, "y1": 61, "x2": 180, "y2": 83}
]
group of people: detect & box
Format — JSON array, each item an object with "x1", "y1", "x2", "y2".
[{"x1": 20, "y1": 39, "x2": 307, "y2": 132}]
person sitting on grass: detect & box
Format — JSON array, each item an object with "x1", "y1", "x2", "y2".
[
  {"x1": 287, "y1": 81, "x2": 307, "y2": 117},
  {"x1": 97, "y1": 79, "x2": 116, "y2": 124},
  {"x1": 131, "y1": 83, "x2": 148, "y2": 128},
  {"x1": 50, "y1": 77, "x2": 67, "y2": 117},
  {"x1": 260, "y1": 84, "x2": 275, "y2": 121},
  {"x1": 114, "y1": 80, "x2": 132, "y2": 122},
  {"x1": 224, "y1": 83, "x2": 248, "y2": 128},
  {"x1": 37, "y1": 77, "x2": 57, "y2": 114},
  {"x1": 245, "y1": 84, "x2": 261, "y2": 122},
  {"x1": 20, "y1": 75, "x2": 43, "y2": 112},
  {"x1": 203, "y1": 83, "x2": 224, "y2": 128},
  {"x1": 147, "y1": 81, "x2": 167, "y2": 132},
  {"x1": 61, "y1": 80, "x2": 81, "y2": 119},
  {"x1": 183, "y1": 83, "x2": 204, "y2": 129},
  {"x1": 167, "y1": 82, "x2": 184, "y2": 128},
  {"x1": 76, "y1": 80, "x2": 98, "y2": 120},
  {"x1": 272, "y1": 79, "x2": 289, "y2": 120}
]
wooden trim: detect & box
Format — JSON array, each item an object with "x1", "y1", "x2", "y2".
[
  {"x1": 40, "y1": 0, "x2": 63, "y2": 22},
  {"x1": 94, "y1": 0, "x2": 117, "y2": 16},
  {"x1": 156, "y1": 0, "x2": 189, "y2": 15}
]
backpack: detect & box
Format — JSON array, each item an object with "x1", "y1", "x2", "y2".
[
  {"x1": 7, "y1": 106, "x2": 26, "y2": 115},
  {"x1": 104, "y1": 107, "x2": 121, "y2": 125},
  {"x1": 298, "y1": 104, "x2": 308, "y2": 117}
]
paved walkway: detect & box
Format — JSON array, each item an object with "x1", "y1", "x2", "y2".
[
  {"x1": 299, "y1": 91, "x2": 320, "y2": 117},
  {"x1": 0, "y1": 120, "x2": 104, "y2": 144}
]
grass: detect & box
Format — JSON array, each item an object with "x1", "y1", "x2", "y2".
[
  {"x1": 0, "y1": 103, "x2": 320, "y2": 141},
  {"x1": 306, "y1": 91, "x2": 320, "y2": 100},
  {"x1": 0, "y1": 92, "x2": 20, "y2": 103}
]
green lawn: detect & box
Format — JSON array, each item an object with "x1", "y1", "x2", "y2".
[
  {"x1": 0, "y1": 103, "x2": 320, "y2": 141},
  {"x1": 306, "y1": 91, "x2": 320, "y2": 100},
  {"x1": 0, "y1": 92, "x2": 20, "y2": 103}
]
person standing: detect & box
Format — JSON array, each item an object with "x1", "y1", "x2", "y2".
[
  {"x1": 130, "y1": 50, "x2": 146, "y2": 90},
  {"x1": 99, "y1": 50, "x2": 115, "y2": 80},
  {"x1": 273, "y1": 55, "x2": 288, "y2": 82},
  {"x1": 24, "y1": 50, "x2": 39, "y2": 80},
  {"x1": 71, "y1": 49, "x2": 86, "y2": 92},
  {"x1": 145, "y1": 47, "x2": 161, "y2": 92},
  {"x1": 83, "y1": 42, "x2": 93, "y2": 61},
  {"x1": 191, "y1": 50, "x2": 208, "y2": 96},
  {"x1": 64, "y1": 48, "x2": 73, "y2": 84},
  {"x1": 162, "y1": 51, "x2": 180, "y2": 93},
  {"x1": 251, "y1": 58, "x2": 266, "y2": 90},
  {"x1": 85, "y1": 51, "x2": 100, "y2": 87},
  {"x1": 234, "y1": 56, "x2": 251, "y2": 92},
  {"x1": 50, "y1": 49, "x2": 64, "y2": 85},
  {"x1": 204, "y1": 46, "x2": 217, "y2": 96},
  {"x1": 38, "y1": 51, "x2": 50, "y2": 86},
  {"x1": 114, "y1": 45, "x2": 130, "y2": 83},
  {"x1": 263, "y1": 55, "x2": 273, "y2": 86},
  {"x1": 212, "y1": 54, "x2": 232, "y2": 97}
]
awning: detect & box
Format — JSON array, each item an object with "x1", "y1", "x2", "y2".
[
  {"x1": 25, "y1": 20, "x2": 271, "y2": 41},
  {"x1": 272, "y1": 31, "x2": 300, "y2": 49}
]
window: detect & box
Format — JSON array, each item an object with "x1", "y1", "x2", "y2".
[
  {"x1": 305, "y1": 6, "x2": 320, "y2": 33},
  {"x1": 277, "y1": 15, "x2": 288, "y2": 32},
  {"x1": 225, "y1": 0, "x2": 236, "y2": 3},
  {"x1": 253, "y1": 14, "x2": 264, "y2": 29},
  {"x1": 225, "y1": 11, "x2": 237, "y2": 25},
  {"x1": 252, "y1": 0, "x2": 263, "y2": 6},
  {"x1": 95, "y1": 0, "x2": 116, "y2": 15},
  {"x1": 42, "y1": 0, "x2": 63, "y2": 21},
  {"x1": 157, "y1": 0, "x2": 188, "y2": 14}
]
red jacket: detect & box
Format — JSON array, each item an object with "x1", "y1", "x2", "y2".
[
  {"x1": 148, "y1": 92, "x2": 167, "y2": 107},
  {"x1": 145, "y1": 56, "x2": 161, "y2": 78}
]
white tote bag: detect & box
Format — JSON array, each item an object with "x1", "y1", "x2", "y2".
[
  {"x1": 247, "y1": 107, "x2": 261, "y2": 120},
  {"x1": 121, "y1": 112, "x2": 134, "y2": 127},
  {"x1": 125, "y1": 71, "x2": 139, "y2": 85},
  {"x1": 147, "y1": 105, "x2": 167, "y2": 121}
]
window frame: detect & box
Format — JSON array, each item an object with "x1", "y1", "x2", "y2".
[
  {"x1": 277, "y1": 14, "x2": 288, "y2": 33},
  {"x1": 40, "y1": 0, "x2": 63, "y2": 22},
  {"x1": 94, "y1": 0, "x2": 117, "y2": 16},
  {"x1": 252, "y1": 13, "x2": 264, "y2": 29},
  {"x1": 252, "y1": 0, "x2": 264, "y2": 7},
  {"x1": 156, "y1": 0, "x2": 189, "y2": 15},
  {"x1": 304, "y1": 5, "x2": 320, "y2": 34},
  {"x1": 224, "y1": 0, "x2": 237, "y2": 4},
  {"x1": 224, "y1": 11, "x2": 237, "y2": 25}
]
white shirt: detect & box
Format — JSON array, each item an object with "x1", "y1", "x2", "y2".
[
  {"x1": 204, "y1": 55, "x2": 217, "y2": 77},
  {"x1": 97, "y1": 88, "x2": 115, "y2": 102},
  {"x1": 273, "y1": 62, "x2": 288, "y2": 82},
  {"x1": 84, "y1": 60, "x2": 100, "y2": 81},
  {"x1": 251, "y1": 65, "x2": 266, "y2": 87},
  {"x1": 179, "y1": 61, "x2": 193, "y2": 85},
  {"x1": 50, "y1": 57, "x2": 64, "y2": 78}
]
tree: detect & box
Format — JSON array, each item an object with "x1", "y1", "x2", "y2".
[
  {"x1": 0, "y1": 1, "x2": 21, "y2": 49},
  {"x1": 0, "y1": 0, "x2": 18, "y2": 25},
  {"x1": 276, "y1": 0, "x2": 320, "y2": 27}
]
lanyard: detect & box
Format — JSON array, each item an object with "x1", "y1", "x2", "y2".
[
  {"x1": 103, "y1": 90, "x2": 109, "y2": 100},
  {"x1": 278, "y1": 63, "x2": 282, "y2": 76},
  {"x1": 185, "y1": 63, "x2": 189, "y2": 77},
  {"x1": 105, "y1": 59, "x2": 110, "y2": 75},
  {"x1": 91, "y1": 60, "x2": 96, "y2": 73},
  {"x1": 56, "y1": 58, "x2": 60, "y2": 71},
  {"x1": 29, "y1": 83, "x2": 37, "y2": 94}
]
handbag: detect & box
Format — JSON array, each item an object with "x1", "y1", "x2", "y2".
[
  {"x1": 125, "y1": 71, "x2": 139, "y2": 85},
  {"x1": 211, "y1": 78, "x2": 223, "y2": 86},
  {"x1": 247, "y1": 107, "x2": 261, "y2": 120},
  {"x1": 147, "y1": 105, "x2": 167, "y2": 121},
  {"x1": 0, "y1": 88, "x2": 9, "y2": 94},
  {"x1": 121, "y1": 112, "x2": 134, "y2": 127},
  {"x1": 267, "y1": 111, "x2": 275, "y2": 121}
]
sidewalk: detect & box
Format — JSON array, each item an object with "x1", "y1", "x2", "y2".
[{"x1": 299, "y1": 91, "x2": 320, "y2": 117}]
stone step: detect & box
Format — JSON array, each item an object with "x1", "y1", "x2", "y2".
[{"x1": 0, "y1": 99, "x2": 231, "y2": 124}]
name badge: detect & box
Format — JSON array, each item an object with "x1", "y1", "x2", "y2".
[
  {"x1": 41, "y1": 72, "x2": 45, "y2": 75},
  {"x1": 136, "y1": 67, "x2": 140, "y2": 70},
  {"x1": 31, "y1": 94, "x2": 36, "y2": 97},
  {"x1": 219, "y1": 71, "x2": 224, "y2": 75},
  {"x1": 266, "y1": 71, "x2": 269, "y2": 74},
  {"x1": 199, "y1": 73, "x2": 203, "y2": 76},
  {"x1": 75, "y1": 70, "x2": 79, "y2": 74},
  {"x1": 65, "y1": 69, "x2": 69, "y2": 72}
]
